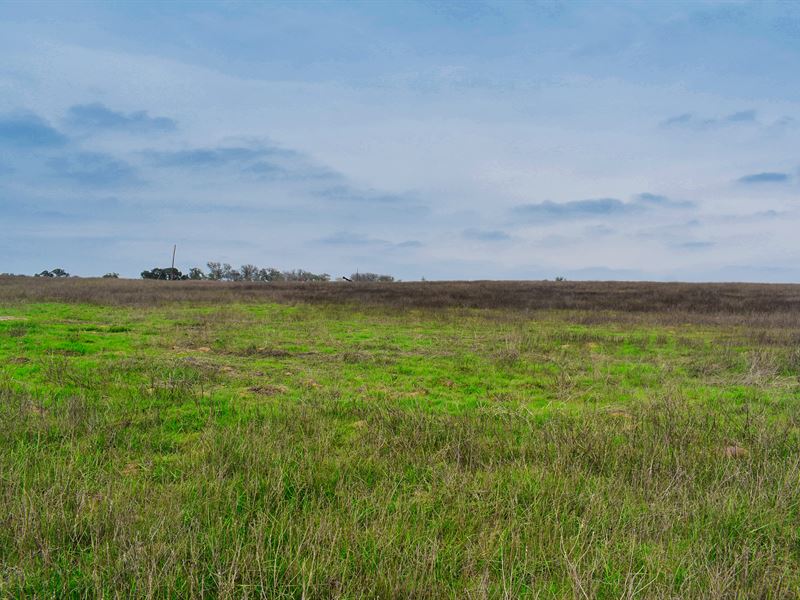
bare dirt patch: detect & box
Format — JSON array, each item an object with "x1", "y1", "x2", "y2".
[
  {"x1": 248, "y1": 384, "x2": 289, "y2": 396},
  {"x1": 724, "y1": 445, "x2": 749, "y2": 458},
  {"x1": 236, "y1": 347, "x2": 299, "y2": 358}
]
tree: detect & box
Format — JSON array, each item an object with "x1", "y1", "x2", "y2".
[
  {"x1": 102, "y1": 272, "x2": 119, "y2": 278},
  {"x1": 221, "y1": 263, "x2": 242, "y2": 281},
  {"x1": 141, "y1": 267, "x2": 185, "y2": 280},
  {"x1": 257, "y1": 267, "x2": 283, "y2": 281},
  {"x1": 206, "y1": 262, "x2": 223, "y2": 280},
  {"x1": 240, "y1": 264, "x2": 258, "y2": 281},
  {"x1": 188, "y1": 267, "x2": 205, "y2": 280},
  {"x1": 36, "y1": 270, "x2": 54, "y2": 278}
]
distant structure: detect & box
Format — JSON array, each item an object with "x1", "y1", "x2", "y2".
[{"x1": 342, "y1": 276, "x2": 352, "y2": 282}]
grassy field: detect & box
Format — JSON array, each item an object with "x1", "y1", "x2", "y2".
[{"x1": 2, "y1": 279, "x2": 800, "y2": 597}]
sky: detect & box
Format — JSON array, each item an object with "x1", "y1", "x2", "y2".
[{"x1": 1, "y1": 0, "x2": 800, "y2": 281}]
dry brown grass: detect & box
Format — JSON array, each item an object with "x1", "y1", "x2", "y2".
[{"x1": 4, "y1": 276, "x2": 800, "y2": 318}]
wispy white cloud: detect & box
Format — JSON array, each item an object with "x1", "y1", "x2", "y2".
[
  {"x1": 660, "y1": 109, "x2": 794, "y2": 131},
  {"x1": 511, "y1": 193, "x2": 693, "y2": 222}
]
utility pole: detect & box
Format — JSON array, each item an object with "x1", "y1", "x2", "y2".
[{"x1": 170, "y1": 245, "x2": 177, "y2": 280}]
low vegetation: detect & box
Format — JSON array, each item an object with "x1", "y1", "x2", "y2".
[{"x1": 1, "y1": 278, "x2": 800, "y2": 597}]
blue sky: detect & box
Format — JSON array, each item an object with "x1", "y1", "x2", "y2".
[{"x1": 1, "y1": 0, "x2": 799, "y2": 281}]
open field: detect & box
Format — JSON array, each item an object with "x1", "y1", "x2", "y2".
[
  {"x1": 5, "y1": 276, "x2": 800, "y2": 316},
  {"x1": 2, "y1": 278, "x2": 800, "y2": 597}
]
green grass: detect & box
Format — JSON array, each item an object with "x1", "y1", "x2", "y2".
[{"x1": 2, "y1": 301, "x2": 800, "y2": 597}]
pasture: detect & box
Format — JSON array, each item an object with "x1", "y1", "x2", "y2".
[{"x1": 2, "y1": 278, "x2": 800, "y2": 597}]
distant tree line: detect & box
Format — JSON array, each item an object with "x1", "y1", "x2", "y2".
[
  {"x1": 7, "y1": 264, "x2": 395, "y2": 282},
  {"x1": 200, "y1": 262, "x2": 331, "y2": 282},
  {"x1": 141, "y1": 262, "x2": 336, "y2": 282},
  {"x1": 140, "y1": 264, "x2": 396, "y2": 282},
  {"x1": 349, "y1": 272, "x2": 395, "y2": 282}
]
